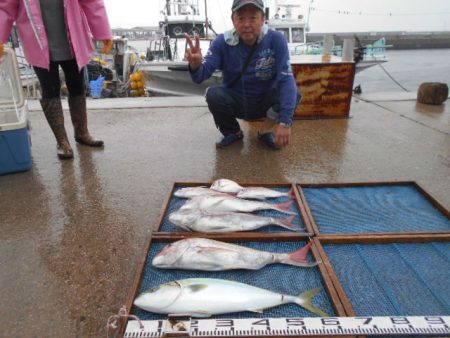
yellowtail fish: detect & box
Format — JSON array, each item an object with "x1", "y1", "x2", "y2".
[
  {"x1": 134, "y1": 278, "x2": 329, "y2": 317},
  {"x1": 180, "y1": 194, "x2": 296, "y2": 215},
  {"x1": 153, "y1": 238, "x2": 317, "y2": 270},
  {"x1": 169, "y1": 209, "x2": 301, "y2": 232}
]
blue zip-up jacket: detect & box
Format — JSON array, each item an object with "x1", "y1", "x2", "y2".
[{"x1": 190, "y1": 26, "x2": 299, "y2": 125}]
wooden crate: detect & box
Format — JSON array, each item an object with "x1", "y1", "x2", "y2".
[
  {"x1": 291, "y1": 55, "x2": 355, "y2": 119},
  {"x1": 119, "y1": 182, "x2": 350, "y2": 338},
  {"x1": 297, "y1": 181, "x2": 450, "y2": 237},
  {"x1": 300, "y1": 181, "x2": 450, "y2": 331},
  {"x1": 155, "y1": 182, "x2": 315, "y2": 236},
  {"x1": 119, "y1": 181, "x2": 449, "y2": 338},
  {"x1": 314, "y1": 237, "x2": 450, "y2": 318}
]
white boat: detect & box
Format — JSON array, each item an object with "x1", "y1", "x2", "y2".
[
  {"x1": 266, "y1": 0, "x2": 388, "y2": 73},
  {"x1": 141, "y1": 59, "x2": 221, "y2": 96},
  {"x1": 139, "y1": 0, "x2": 221, "y2": 96},
  {"x1": 159, "y1": 0, "x2": 213, "y2": 39},
  {"x1": 141, "y1": 35, "x2": 221, "y2": 96},
  {"x1": 301, "y1": 37, "x2": 389, "y2": 73}
]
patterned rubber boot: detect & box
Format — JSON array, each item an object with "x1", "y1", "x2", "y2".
[
  {"x1": 40, "y1": 98, "x2": 73, "y2": 159},
  {"x1": 68, "y1": 95, "x2": 104, "y2": 147}
]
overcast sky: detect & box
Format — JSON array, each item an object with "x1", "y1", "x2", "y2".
[{"x1": 104, "y1": 0, "x2": 450, "y2": 33}]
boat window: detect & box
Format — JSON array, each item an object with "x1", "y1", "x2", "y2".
[
  {"x1": 276, "y1": 28, "x2": 290, "y2": 42},
  {"x1": 292, "y1": 28, "x2": 304, "y2": 43}
]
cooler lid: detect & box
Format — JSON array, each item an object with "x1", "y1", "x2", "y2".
[{"x1": 0, "y1": 46, "x2": 25, "y2": 110}]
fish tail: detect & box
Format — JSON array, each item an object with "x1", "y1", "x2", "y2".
[
  {"x1": 282, "y1": 242, "x2": 318, "y2": 267},
  {"x1": 279, "y1": 215, "x2": 304, "y2": 232},
  {"x1": 287, "y1": 187, "x2": 295, "y2": 198},
  {"x1": 274, "y1": 201, "x2": 296, "y2": 215},
  {"x1": 297, "y1": 288, "x2": 330, "y2": 317}
]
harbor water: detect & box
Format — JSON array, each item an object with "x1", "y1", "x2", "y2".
[{"x1": 354, "y1": 48, "x2": 450, "y2": 93}]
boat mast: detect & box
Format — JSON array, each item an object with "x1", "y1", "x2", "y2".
[
  {"x1": 166, "y1": 0, "x2": 171, "y2": 15},
  {"x1": 306, "y1": 0, "x2": 313, "y2": 32},
  {"x1": 205, "y1": 0, "x2": 209, "y2": 37}
]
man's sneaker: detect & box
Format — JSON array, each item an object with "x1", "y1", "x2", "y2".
[
  {"x1": 257, "y1": 132, "x2": 280, "y2": 150},
  {"x1": 216, "y1": 131, "x2": 244, "y2": 148}
]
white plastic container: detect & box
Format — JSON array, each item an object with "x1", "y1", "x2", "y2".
[{"x1": 0, "y1": 47, "x2": 32, "y2": 175}]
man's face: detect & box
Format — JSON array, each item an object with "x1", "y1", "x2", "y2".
[{"x1": 232, "y1": 5, "x2": 265, "y2": 45}]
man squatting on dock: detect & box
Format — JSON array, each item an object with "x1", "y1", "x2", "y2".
[{"x1": 185, "y1": 0, "x2": 301, "y2": 149}]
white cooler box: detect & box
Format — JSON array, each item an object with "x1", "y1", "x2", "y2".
[{"x1": 0, "y1": 47, "x2": 32, "y2": 175}]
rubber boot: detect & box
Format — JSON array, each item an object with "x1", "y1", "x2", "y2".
[
  {"x1": 68, "y1": 95, "x2": 104, "y2": 147},
  {"x1": 40, "y1": 98, "x2": 73, "y2": 159}
]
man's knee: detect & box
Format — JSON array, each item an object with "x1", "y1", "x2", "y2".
[
  {"x1": 266, "y1": 90, "x2": 302, "y2": 120},
  {"x1": 206, "y1": 86, "x2": 232, "y2": 106}
]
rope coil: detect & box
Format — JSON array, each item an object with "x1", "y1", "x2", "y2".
[{"x1": 106, "y1": 305, "x2": 144, "y2": 338}]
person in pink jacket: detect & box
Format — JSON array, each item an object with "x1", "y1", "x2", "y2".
[{"x1": 0, "y1": 0, "x2": 113, "y2": 159}]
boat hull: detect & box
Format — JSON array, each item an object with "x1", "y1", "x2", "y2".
[{"x1": 141, "y1": 61, "x2": 221, "y2": 96}]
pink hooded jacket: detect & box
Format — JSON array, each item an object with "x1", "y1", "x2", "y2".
[{"x1": 0, "y1": 0, "x2": 112, "y2": 70}]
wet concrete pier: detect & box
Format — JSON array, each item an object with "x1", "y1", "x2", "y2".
[{"x1": 0, "y1": 94, "x2": 449, "y2": 337}]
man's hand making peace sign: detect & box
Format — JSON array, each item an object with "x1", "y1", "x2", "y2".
[{"x1": 184, "y1": 33, "x2": 203, "y2": 71}]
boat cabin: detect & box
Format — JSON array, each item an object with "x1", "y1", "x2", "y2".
[
  {"x1": 160, "y1": 0, "x2": 209, "y2": 38},
  {"x1": 265, "y1": 2, "x2": 307, "y2": 55}
]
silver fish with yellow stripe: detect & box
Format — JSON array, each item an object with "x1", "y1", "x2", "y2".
[{"x1": 134, "y1": 278, "x2": 329, "y2": 317}]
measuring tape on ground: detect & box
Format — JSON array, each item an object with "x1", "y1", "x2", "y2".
[{"x1": 124, "y1": 315, "x2": 450, "y2": 337}]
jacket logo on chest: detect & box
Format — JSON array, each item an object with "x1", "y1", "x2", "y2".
[{"x1": 255, "y1": 48, "x2": 276, "y2": 80}]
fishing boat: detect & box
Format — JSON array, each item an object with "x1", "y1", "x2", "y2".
[
  {"x1": 140, "y1": 0, "x2": 220, "y2": 96},
  {"x1": 265, "y1": 0, "x2": 388, "y2": 73},
  {"x1": 159, "y1": 0, "x2": 213, "y2": 39}
]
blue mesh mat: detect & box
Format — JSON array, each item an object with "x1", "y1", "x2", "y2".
[
  {"x1": 303, "y1": 185, "x2": 450, "y2": 234},
  {"x1": 159, "y1": 187, "x2": 306, "y2": 233},
  {"x1": 324, "y1": 242, "x2": 450, "y2": 316},
  {"x1": 132, "y1": 241, "x2": 335, "y2": 320}
]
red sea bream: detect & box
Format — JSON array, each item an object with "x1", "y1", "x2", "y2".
[
  {"x1": 152, "y1": 238, "x2": 317, "y2": 270},
  {"x1": 168, "y1": 209, "x2": 301, "y2": 232}
]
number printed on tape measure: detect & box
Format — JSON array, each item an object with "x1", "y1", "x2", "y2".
[{"x1": 124, "y1": 315, "x2": 450, "y2": 337}]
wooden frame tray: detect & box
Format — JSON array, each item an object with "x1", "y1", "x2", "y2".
[
  {"x1": 314, "y1": 236, "x2": 450, "y2": 318},
  {"x1": 118, "y1": 182, "x2": 351, "y2": 337},
  {"x1": 118, "y1": 181, "x2": 449, "y2": 338},
  {"x1": 155, "y1": 182, "x2": 316, "y2": 236},
  {"x1": 297, "y1": 181, "x2": 450, "y2": 237}
]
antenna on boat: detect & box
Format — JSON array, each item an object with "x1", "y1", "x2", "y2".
[
  {"x1": 205, "y1": 0, "x2": 209, "y2": 38},
  {"x1": 166, "y1": 0, "x2": 171, "y2": 16},
  {"x1": 306, "y1": 0, "x2": 313, "y2": 32}
]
